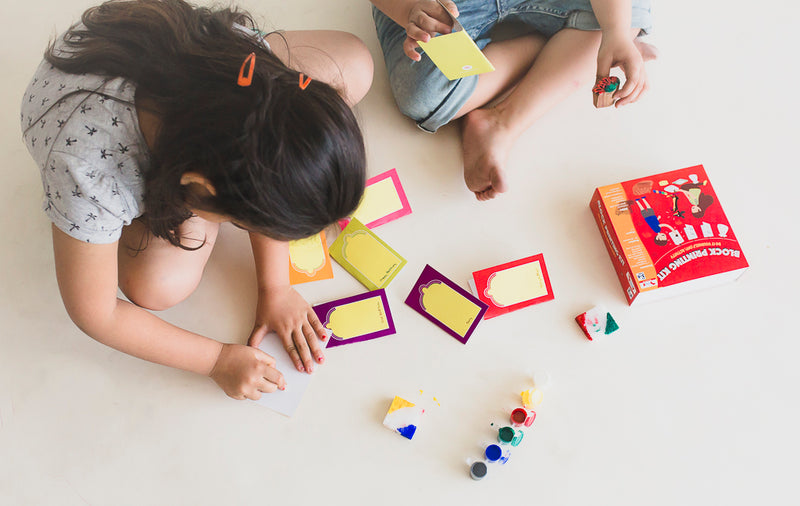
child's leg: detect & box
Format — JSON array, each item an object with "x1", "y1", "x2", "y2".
[
  {"x1": 265, "y1": 30, "x2": 374, "y2": 106},
  {"x1": 458, "y1": 27, "x2": 641, "y2": 200},
  {"x1": 371, "y1": 4, "x2": 500, "y2": 134},
  {"x1": 117, "y1": 216, "x2": 220, "y2": 311},
  {"x1": 453, "y1": 33, "x2": 548, "y2": 116}
]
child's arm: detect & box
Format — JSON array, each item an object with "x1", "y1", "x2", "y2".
[
  {"x1": 589, "y1": 0, "x2": 646, "y2": 107},
  {"x1": 52, "y1": 225, "x2": 285, "y2": 400},
  {"x1": 247, "y1": 233, "x2": 328, "y2": 374},
  {"x1": 370, "y1": 0, "x2": 460, "y2": 61}
]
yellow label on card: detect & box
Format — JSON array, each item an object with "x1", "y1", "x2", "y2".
[
  {"x1": 288, "y1": 231, "x2": 333, "y2": 284},
  {"x1": 289, "y1": 233, "x2": 326, "y2": 276},
  {"x1": 352, "y1": 177, "x2": 404, "y2": 225},
  {"x1": 341, "y1": 231, "x2": 402, "y2": 285},
  {"x1": 330, "y1": 218, "x2": 406, "y2": 290},
  {"x1": 485, "y1": 261, "x2": 548, "y2": 307},
  {"x1": 420, "y1": 281, "x2": 482, "y2": 337},
  {"x1": 325, "y1": 296, "x2": 390, "y2": 339}
]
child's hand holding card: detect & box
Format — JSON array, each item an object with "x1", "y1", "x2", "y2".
[{"x1": 416, "y1": 0, "x2": 495, "y2": 80}]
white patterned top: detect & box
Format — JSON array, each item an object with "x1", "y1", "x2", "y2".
[{"x1": 20, "y1": 58, "x2": 149, "y2": 244}]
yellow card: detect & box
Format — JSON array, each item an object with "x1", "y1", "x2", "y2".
[
  {"x1": 329, "y1": 218, "x2": 406, "y2": 290},
  {"x1": 416, "y1": 1, "x2": 495, "y2": 80}
]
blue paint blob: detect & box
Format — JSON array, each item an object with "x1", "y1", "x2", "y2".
[
  {"x1": 397, "y1": 424, "x2": 417, "y2": 440},
  {"x1": 485, "y1": 444, "x2": 502, "y2": 462}
]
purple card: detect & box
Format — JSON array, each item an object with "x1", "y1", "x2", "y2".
[
  {"x1": 313, "y1": 289, "x2": 396, "y2": 348},
  {"x1": 404, "y1": 265, "x2": 488, "y2": 344}
]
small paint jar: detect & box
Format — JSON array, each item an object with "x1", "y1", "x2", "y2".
[
  {"x1": 485, "y1": 444, "x2": 502, "y2": 462},
  {"x1": 510, "y1": 407, "x2": 536, "y2": 427},
  {"x1": 497, "y1": 426, "x2": 517, "y2": 445},
  {"x1": 485, "y1": 443, "x2": 511, "y2": 465},
  {"x1": 469, "y1": 460, "x2": 488, "y2": 480}
]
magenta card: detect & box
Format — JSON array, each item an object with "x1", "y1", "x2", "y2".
[
  {"x1": 404, "y1": 265, "x2": 488, "y2": 344},
  {"x1": 313, "y1": 289, "x2": 396, "y2": 348}
]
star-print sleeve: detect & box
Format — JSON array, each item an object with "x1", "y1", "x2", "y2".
[
  {"x1": 41, "y1": 150, "x2": 142, "y2": 244},
  {"x1": 21, "y1": 59, "x2": 147, "y2": 245}
]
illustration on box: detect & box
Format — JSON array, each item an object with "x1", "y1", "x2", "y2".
[{"x1": 591, "y1": 165, "x2": 748, "y2": 303}]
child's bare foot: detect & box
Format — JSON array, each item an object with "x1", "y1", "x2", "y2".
[
  {"x1": 461, "y1": 107, "x2": 515, "y2": 201},
  {"x1": 634, "y1": 39, "x2": 659, "y2": 62}
]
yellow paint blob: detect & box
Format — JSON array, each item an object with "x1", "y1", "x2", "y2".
[
  {"x1": 387, "y1": 396, "x2": 415, "y2": 414},
  {"x1": 420, "y1": 281, "x2": 481, "y2": 337},
  {"x1": 485, "y1": 261, "x2": 547, "y2": 307},
  {"x1": 520, "y1": 388, "x2": 544, "y2": 409},
  {"x1": 326, "y1": 296, "x2": 389, "y2": 340}
]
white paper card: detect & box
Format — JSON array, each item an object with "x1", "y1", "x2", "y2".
[{"x1": 253, "y1": 332, "x2": 316, "y2": 417}]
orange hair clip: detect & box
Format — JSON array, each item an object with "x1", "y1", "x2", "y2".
[
  {"x1": 299, "y1": 73, "x2": 312, "y2": 90},
  {"x1": 237, "y1": 52, "x2": 256, "y2": 87}
]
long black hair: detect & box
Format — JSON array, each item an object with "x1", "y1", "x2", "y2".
[{"x1": 45, "y1": 0, "x2": 366, "y2": 245}]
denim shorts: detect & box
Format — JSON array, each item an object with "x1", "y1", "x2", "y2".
[{"x1": 373, "y1": 0, "x2": 653, "y2": 132}]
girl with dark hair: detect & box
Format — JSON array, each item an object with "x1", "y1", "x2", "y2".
[{"x1": 20, "y1": 0, "x2": 373, "y2": 400}]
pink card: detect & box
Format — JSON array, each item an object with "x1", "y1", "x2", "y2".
[{"x1": 339, "y1": 168, "x2": 412, "y2": 229}]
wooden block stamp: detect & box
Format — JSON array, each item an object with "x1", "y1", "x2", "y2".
[{"x1": 592, "y1": 76, "x2": 621, "y2": 108}]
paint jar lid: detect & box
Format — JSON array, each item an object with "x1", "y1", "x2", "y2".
[
  {"x1": 485, "y1": 444, "x2": 502, "y2": 462},
  {"x1": 470, "y1": 461, "x2": 488, "y2": 480}
]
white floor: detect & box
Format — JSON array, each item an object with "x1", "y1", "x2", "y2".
[{"x1": 2, "y1": 1, "x2": 798, "y2": 504}]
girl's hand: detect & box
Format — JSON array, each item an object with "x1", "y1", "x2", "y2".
[
  {"x1": 247, "y1": 285, "x2": 328, "y2": 374},
  {"x1": 596, "y1": 29, "x2": 648, "y2": 107},
  {"x1": 209, "y1": 343, "x2": 286, "y2": 400},
  {"x1": 403, "y1": 0, "x2": 459, "y2": 61}
]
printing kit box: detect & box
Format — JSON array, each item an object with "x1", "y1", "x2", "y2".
[{"x1": 590, "y1": 164, "x2": 748, "y2": 304}]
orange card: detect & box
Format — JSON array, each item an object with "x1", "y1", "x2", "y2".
[{"x1": 288, "y1": 231, "x2": 334, "y2": 284}]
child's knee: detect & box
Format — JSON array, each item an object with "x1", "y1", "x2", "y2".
[
  {"x1": 386, "y1": 63, "x2": 476, "y2": 132},
  {"x1": 340, "y1": 33, "x2": 374, "y2": 105},
  {"x1": 387, "y1": 68, "x2": 443, "y2": 124},
  {"x1": 119, "y1": 272, "x2": 200, "y2": 311}
]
